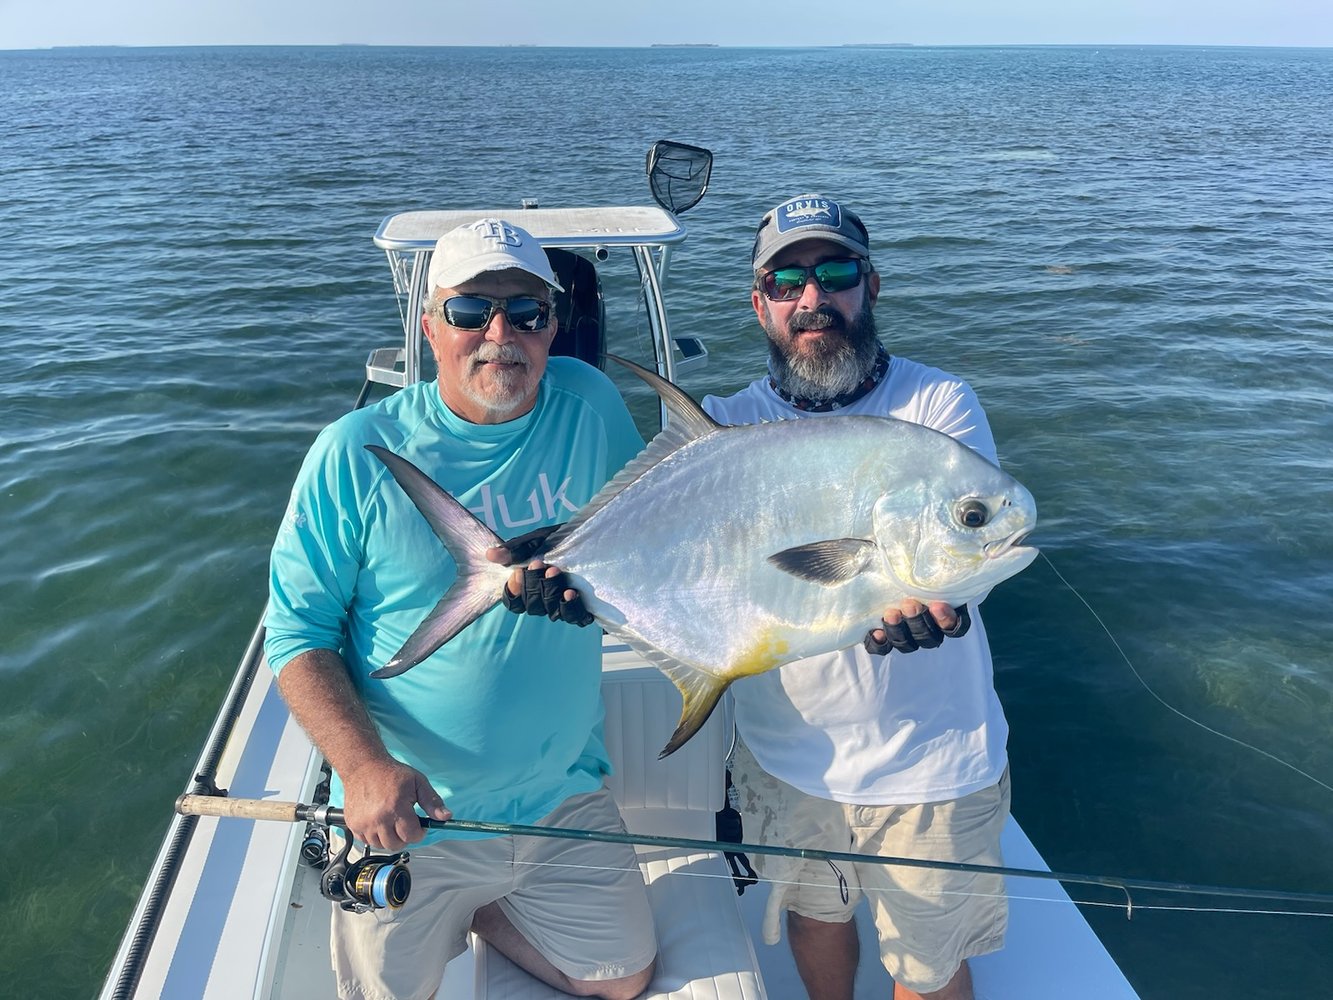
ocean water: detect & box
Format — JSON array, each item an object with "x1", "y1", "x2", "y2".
[{"x1": 2, "y1": 44, "x2": 1331, "y2": 998}]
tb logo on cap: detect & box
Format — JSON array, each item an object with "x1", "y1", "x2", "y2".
[{"x1": 469, "y1": 219, "x2": 524, "y2": 247}]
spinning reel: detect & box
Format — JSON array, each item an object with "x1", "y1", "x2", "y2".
[
  {"x1": 297, "y1": 773, "x2": 411, "y2": 913},
  {"x1": 312, "y1": 829, "x2": 412, "y2": 913}
]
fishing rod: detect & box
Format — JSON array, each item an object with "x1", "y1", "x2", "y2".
[{"x1": 176, "y1": 793, "x2": 1333, "y2": 918}]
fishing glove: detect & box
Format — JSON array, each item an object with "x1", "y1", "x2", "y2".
[
  {"x1": 863, "y1": 604, "x2": 971, "y2": 655},
  {"x1": 502, "y1": 524, "x2": 560, "y2": 564},
  {"x1": 499, "y1": 526, "x2": 596, "y2": 628}
]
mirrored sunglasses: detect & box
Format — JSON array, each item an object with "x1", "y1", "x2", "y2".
[
  {"x1": 759, "y1": 258, "x2": 870, "y2": 301},
  {"x1": 441, "y1": 294, "x2": 551, "y2": 332}
]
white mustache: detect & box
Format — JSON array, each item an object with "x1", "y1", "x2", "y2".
[{"x1": 472, "y1": 344, "x2": 529, "y2": 366}]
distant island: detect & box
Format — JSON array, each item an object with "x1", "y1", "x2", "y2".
[{"x1": 650, "y1": 43, "x2": 719, "y2": 48}]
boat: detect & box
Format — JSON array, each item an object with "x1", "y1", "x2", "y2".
[{"x1": 99, "y1": 141, "x2": 1141, "y2": 1000}]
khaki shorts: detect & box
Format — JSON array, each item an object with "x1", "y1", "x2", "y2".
[
  {"x1": 329, "y1": 787, "x2": 656, "y2": 1000},
  {"x1": 730, "y1": 740, "x2": 1009, "y2": 995}
]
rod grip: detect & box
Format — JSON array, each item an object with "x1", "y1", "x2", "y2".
[{"x1": 175, "y1": 794, "x2": 301, "y2": 822}]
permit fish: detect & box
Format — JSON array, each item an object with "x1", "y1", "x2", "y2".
[{"x1": 366, "y1": 355, "x2": 1038, "y2": 757}]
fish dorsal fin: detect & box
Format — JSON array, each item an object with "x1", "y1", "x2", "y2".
[
  {"x1": 545, "y1": 421, "x2": 703, "y2": 549},
  {"x1": 767, "y1": 538, "x2": 878, "y2": 586},
  {"x1": 606, "y1": 353, "x2": 720, "y2": 439},
  {"x1": 545, "y1": 357, "x2": 722, "y2": 550}
]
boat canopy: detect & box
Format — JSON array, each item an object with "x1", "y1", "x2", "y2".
[
  {"x1": 369, "y1": 207, "x2": 693, "y2": 389},
  {"x1": 374, "y1": 206, "x2": 686, "y2": 249}
]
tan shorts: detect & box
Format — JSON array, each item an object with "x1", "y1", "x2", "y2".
[
  {"x1": 329, "y1": 787, "x2": 656, "y2": 1000},
  {"x1": 730, "y1": 739, "x2": 1009, "y2": 995}
]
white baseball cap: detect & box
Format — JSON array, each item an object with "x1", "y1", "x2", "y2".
[{"x1": 427, "y1": 218, "x2": 563, "y2": 293}]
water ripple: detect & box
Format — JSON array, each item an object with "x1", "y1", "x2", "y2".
[{"x1": 2, "y1": 43, "x2": 1332, "y2": 1000}]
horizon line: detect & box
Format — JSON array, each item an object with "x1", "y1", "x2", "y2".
[{"x1": 5, "y1": 40, "x2": 1331, "y2": 53}]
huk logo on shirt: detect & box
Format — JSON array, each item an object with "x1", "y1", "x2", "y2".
[
  {"x1": 279, "y1": 506, "x2": 308, "y2": 537},
  {"x1": 285, "y1": 473, "x2": 582, "y2": 542},
  {"x1": 468, "y1": 219, "x2": 524, "y2": 248},
  {"x1": 468, "y1": 473, "x2": 579, "y2": 532}
]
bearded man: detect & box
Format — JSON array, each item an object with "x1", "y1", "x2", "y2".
[
  {"x1": 701, "y1": 196, "x2": 1013, "y2": 1000},
  {"x1": 265, "y1": 219, "x2": 655, "y2": 1000}
]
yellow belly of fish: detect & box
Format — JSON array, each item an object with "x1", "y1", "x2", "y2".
[{"x1": 725, "y1": 630, "x2": 791, "y2": 679}]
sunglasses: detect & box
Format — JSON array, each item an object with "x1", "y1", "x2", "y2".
[
  {"x1": 439, "y1": 294, "x2": 551, "y2": 333},
  {"x1": 758, "y1": 258, "x2": 870, "y2": 301}
]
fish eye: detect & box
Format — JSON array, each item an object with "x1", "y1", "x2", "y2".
[{"x1": 956, "y1": 499, "x2": 990, "y2": 529}]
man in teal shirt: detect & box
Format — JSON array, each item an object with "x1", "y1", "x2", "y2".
[{"x1": 265, "y1": 218, "x2": 655, "y2": 1000}]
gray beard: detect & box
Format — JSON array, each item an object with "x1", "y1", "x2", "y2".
[
  {"x1": 766, "y1": 301, "x2": 882, "y2": 401},
  {"x1": 461, "y1": 343, "x2": 536, "y2": 421}
]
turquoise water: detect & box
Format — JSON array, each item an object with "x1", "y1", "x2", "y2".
[{"x1": 2, "y1": 44, "x2": 1331, "y2": 997}]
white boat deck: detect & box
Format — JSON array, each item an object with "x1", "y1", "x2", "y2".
[{"x1": 101, "y1": 640, "x2": 1140, "y2": 1000}]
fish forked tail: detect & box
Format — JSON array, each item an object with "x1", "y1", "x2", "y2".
[{"x1": 364, "y1": 445, "x2": 508, "y2": 679}]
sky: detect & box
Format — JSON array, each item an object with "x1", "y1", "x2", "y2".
[{"x1": 2, "y1": 0, "x2": 1331, "y2": 50}]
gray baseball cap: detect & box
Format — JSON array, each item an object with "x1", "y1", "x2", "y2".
[{"x1": 751, "y1": 194, "x2": 871, "y2": 271}]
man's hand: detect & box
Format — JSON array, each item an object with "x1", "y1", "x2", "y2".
[
  {"x1": 487, "y1": 532, "x2": 595, "y2": 627},
  {"x1": 274, "y1": 649, "x2": 447, "y2": 851},
  {"x1": 864, "y1": 600, "x2": 971, "y2": 655},
  {"x1": 339, "y1": 757, "x2": 450, "y2": 852}
]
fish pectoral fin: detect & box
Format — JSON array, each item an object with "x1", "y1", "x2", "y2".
[{"x1": 767, "y1": 537, "x2": 878, "y2": 586}]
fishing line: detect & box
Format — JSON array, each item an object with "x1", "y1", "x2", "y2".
[
  {"x1": 412, "y1": 817, "x2": 1333, "y2": 916},
  {"x1": 175, "y1": 796, "x2": 1333, "y2": 920},
  {"x1": 1040, "y1": 552, "x2": 1333, "y2": 796},
  {"x1": 413, "y1": 852, "x2": 1333, "y2": 920}
]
